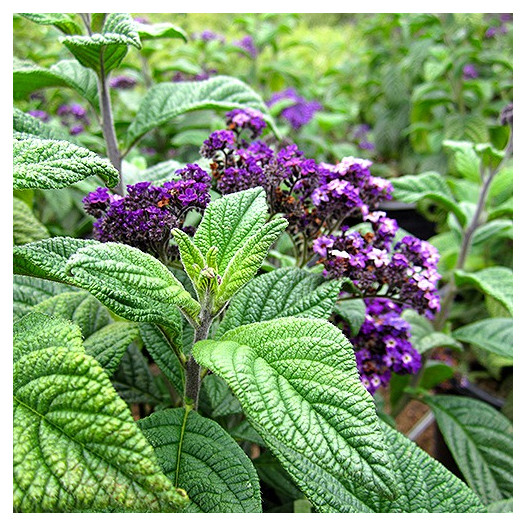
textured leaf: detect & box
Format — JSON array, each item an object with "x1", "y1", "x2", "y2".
[
  {"x1": 13, "y1": 60, "x2": 99, "y2": 109},
  {"x1": 34, "y1": 291, "x2": 110, "y2": 338},
  {"x1": 193, "y1": 317, "x2": 397, "y2": 512},
  {"x1": 13, "y1": 136, "x2": 119, "y2": 189},
  {"x1": 19, "y1": 12, "x2": 82, "y2": 34},
  {"x1": 126, "y1": 77, "x2": 275, "y2": 148},
  {"x1": 215, "y1": 218, "x2": 288, "y2": 310},
  {"x1": 13, "y1": 107, "x2": 69, "y2": 140},
  {"x1": 200, "y1": 375, "x2": 242, "y2": 418},
  {"x1": 333, "y1": 298, "x2": 366, "y2": 337},
  {"x1": 443, "y1": 140, "x2": 481, "y2": 182},
  {"x1": 171, "y1": 228, "x2": 205, "y2": 292},
  {"x1": 253, "y1": 452, "x2": 304, "y2": 501},
  {"x1": 217, "y1": 267, "x2": 341, "y2": 337},
  {"x1": 229, "y1": 419, "x2": 265, "y2": 447},
  {"x1": 427, "y1": 395, "x2": 513, "y2": 505},
  {"x1": 14, "y1": 237, "x2": 98, "y2": 284},
  {"x1": 472, "y1": 219, "x2": 513, "y2": 246},
  {"x1": 138, "y1": 408, "x2": 262, "y2": 512},
  {"x1": 13, "y1": 196, "x2": 48, "y2": 245},
  {"x1": 60, "y1": 13, "x2": 141, "y2": 74},
  {"x1": 13, "y1": 275, "x2": 75, "y2": 320},
  {"x1": 13, "y1": 313, "x2": 188, "y2": 512},
  {"x1": 65, "y1": 242, "x2": 201, "y2": 328},
  {"x1": 139, "y1": 323, "x2": 185, "y2": 396},
  {"x1": 137, "y1": 22, "x2": 187, "y2": 41},
  {"x1": 83, "y1": 322, "x2": 140, "y2": 374},
  {"x1": 455, "y1": 267, "x2": 513, "y2": 315},
  {"x1": 453, "y1": 318, "x2": 512, "y2": 359},
  {"x1": 402, "y1": 310, "x2": 463, "y2": 353},
  {"x1": 486, "y1": 498, "x2": 513, "y2": 512},
  {"x1": 391, "y1": 171, "x2": 466, "y2": 226},
  {"x1": 112, "y1": 344, "x2": 166, "y2": 405},
  {"x1": 194, "y1": 187, "x2": 268, "y2": 274}
]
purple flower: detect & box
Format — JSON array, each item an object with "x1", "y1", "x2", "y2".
[
  {"x1": 197, "y1": 30, "x2": 225, "y2": 43},
  {"x1": 200, "y1": 130, "x2": 237, "y2": 158},
  {"x1": 69, "y1": 124, "x2": 84, "y2": 136},
  {"x1": 134, "y1": 16, "x2": 150, "y2": 24},
  {"x1": 234, "y1": 35, "x2": 258, "y2": 58},
  {"x1": 268, "y1": 88, "x2": 322, "y2": 130},
  {"x1": 109, "y1": 75, "x2": 137, "y2": 89},
  {"x1": 225, "y1": 108, "x2": 267, "y2": 138},
  {"x1": 462, "y1": 64, "x2": 479, "y2": 80},
  {"x1": 485, "y1": 26, "x2": 499, "y2": 38},
  {"x1": 28, "y1": 109, "x2": 49, "y2": 122}
]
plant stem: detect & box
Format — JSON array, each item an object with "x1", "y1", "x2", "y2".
[
  {"x1": 184, "y1": 310, "x2": 212, "y2": 410},
  {"x1": 98, "y1": 63, "x2": 123, "y2": 195}
]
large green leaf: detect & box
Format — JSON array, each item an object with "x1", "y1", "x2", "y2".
[
  {"x1": 19, "y1": 12, "x2": 82, "y2": 34},
  {"x1": 471, "y1": 219, "x2": 513, "y2": 247},
  {"x1": 13, "y1": 275, "x2": 75, "y2": 320},
  {"x1": 13, "y1": 312, "x2": 188, "y2": 512},
  {"x1": 65, "y1": 242, "x2": 201, "y2": 328},
  {"x1": 443, "y1": 140, "x2": 481, "y2": 182},
  {"x1": 139, "y1": 322, "x2": 185, "y2": 396},
  {"x1": 217, "y1": 267, "x2": 341, "y2": 337},
  {"x1": 14, "y1": 237, "x2": 98, "y2": 284},
  {"x1": 453, "y1": 318, "x2": 512, "y2": 359},
  {"x1": 139, "y1": 408, "x2": 262, "y2": 512},
  {"x1": 214, "y1": 218, "x2": 288, "y2": 310},
  {"x1": 194, "y1": 187, "x2": 268, "y2": 274},
  {"x1": 486, "y1": 498, "x2": 513, "y2": 513},
  {"x1": 60, "y1": 13, "x2": 141, "y2": 74},
  {"x1": 193, "y1": 317, "x2": 398, "y2": 512},
  {"x1": 333, "y1": 299, "x2": 366, "y2": 337},
  {"x1": 427, "y1": 395, "x2": 513, "y2": 505},
  {"x1": 13, "y1": 60, "x2": 99, "y2": 109},
  {"x1": 125, "y1": 77, "x2": 275, "y2": 149},
  {"x1": 454, "y1": 267, "x2": 513, "y2": 315},
  {"x1": 136, "y1": 21, "x2": 187, "y2": 41},
  {"x1": 13, "y1": 107, "x2": 68, "y2": 141},
  {"x1": 13, "y1": 135, "x2": 119, "y2": 189},
  {"x1": 34, "y1": 290, "x2": 110, "y2": 338},
  {"x1": 391, "y1": 171, "x2": 466, "y2": 226},
  {"x1": 84, "y1": 322, "x2": 140, "y2": 375},
  {"x1": 13, "y1": 196, "x2": 49, "y2": 245}
]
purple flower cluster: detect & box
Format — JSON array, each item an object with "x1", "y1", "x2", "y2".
[
  {"x1": 28, "y1": 109, "x2": 50, "y2": 123},
  {"x1": 344, "y1": 298, "x2": 421, "y2": 394},
  {"x1": 485, "y1": 13, "x2": 512, "y2": 38},
  {"x1": 234, "y1": 35, "x2": 258, "y2": 58},
  {"x1": 109, "y1": 75, "x2": 137, "y2": 89},
  {"x1": 226, "y1": 108, "x2": 267, "y2": 139},
  {"x1": 194, "y1": 30, "x2": 226, "y2": 43},
  {"x1": 462, "y1": 64, "x2": 479, "y2": 80},
  {"x1": 171, "y1": 68, "x2": 218, "y2": 83},
  {"x1": 83, "y1": 164, "x2": 211, "y2": 260},
  {"x1": 57, "y1": 103, "x2": 90, "y2": 136},
  {"x1": 314, "y1": 211, "x2": 440, "y2": 318},
  {"x1": 353, "y1": 124, "x2": 376, "y2": 152},
  {"x1": 268, "y1": 88, "x2": 322, "y2": 130}
]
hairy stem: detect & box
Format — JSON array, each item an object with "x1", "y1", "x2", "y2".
[{"x1": 97, "y1": 62, "x2": 123, "y2": 195}]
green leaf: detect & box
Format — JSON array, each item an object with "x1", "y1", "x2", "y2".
[
  {"x1": 14, "y1": 237, "x2": 98, "y2": 284},
  {"x1": 200, "y1": 375, "x2": 242, "y2": 418},
  {"x1": 13, "y1": 107, "x2": 69, "y2": 141},
  {"x1": 486, "y1": 498, "x2": 513, "y2": 512},
  {"x1": 13, "y1": 312, "x2": 188, "y2": 512},
  {"x1": 171, "y1": 228, "x2": 206, "y2": 293},
  {"x1": 34, "y1": 291, "x2": 110, "y2": 338},
  {"x1": 13, "y1": 135, "x2": 119, "y2": 190},
  {"x1": 193, "y1": 317, "x2": 398, "y2": 512},
  {"x1": 472, "y1": 220, "x2": 513, "y2": 247},
  {"x1": 452, "y1": 318, "x2": 512, "y2": 359},
  {"x1": 217, "y1": 267, "x2": 341, "y2": 337},
  {"x1": 402, "y1": 310, "x2": 463, "y2": 353},
  {"x1": 13, "y1": 60, "x2": 100, "y2": 110},
  {"x1": 65, "y1": 242, "x2": 201, "y2": 328},
  {"x1": 60, "y1": 13, "x2": 141, "y2": 74},
  {"x1": 333, "y1": 298, "x2": 366, "y2": 337},
  {"x1": 229, "y1": 419, "x2": 265, "y2": 447},
  {"x1": 427, "y1": 395, "x2": 513, "y2": 505},
  {"x1": 214, "y1": 217, "x2": 288, "y2": 311},
  {"x1": 137, "y1": 22, "x2": 187, "y2": 41},
  {"x1": 455, "y1": 267, "x2": 513, "y2": 315},
  {"x1": 139, "y1": 322, "x2": 185, "y2": 396},
  {"x1": 83, "y1": 322, "x2": 140, "y2": 374},
  {"x1": 125, "y1": 77, "x2": 275, "y2": 149},
  {"x1": 443, "y1": 140, "x2": 481, "y2": 182},
  {"x1": 19, "y1": 12, "x2": 82, "y2": 34},
  {"x1": 13, "y1": 196, "x2": 48, "y2": 245},
  {"x1": 194, "y1": 188, "x2": 269, "y2": 274},
  {"x1": 13, "y1": 275, "x2": 75, "y2": 320},
  {"x1": 111, "y1": 344, "x2": 166, "y2": 406},
  {"x1": 138, "y1": 408, "x2": 262, "y2": 512},
  {"x1": 391, "y1": 171, "x2": 466, "y2": 226}
]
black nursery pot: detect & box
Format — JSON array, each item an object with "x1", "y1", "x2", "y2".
[{"x1": 378, "y1": 201, "x2": 437, "y2": 240}]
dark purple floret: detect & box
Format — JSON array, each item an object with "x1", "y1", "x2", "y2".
[
  {"x1": 462, "y1": 64, "x2": 479, "y2": 80},
  {"x1": 109, "y1": 75, "x2": 137, "y2": 89},
  {"x1": 485, "y1": 26, "x2": 498, "y2": 38},
  {"x1": 225, "y1": 108, "x2": 267, "y2": 138},
  {"x1": 200, "y1": 130, "x2": 237, "y2": 158},
  {"x1": 28, "y1": 109, "x2": 50, "y2": 122},
  {"x1": 82, "y1": 187, "x2": 115, "y2": 218},
  {"x1": 268, "y1": 88, "x2": 322, "y2": 129},
  {"x1": 198, "y1": 30, "x2": 225, "y2": 43},
  {"x1": 234, "y1": 35, "x2": 258, "y2": 58},
  {"x1": 69, "y1": 124, "x2": 84, "y2": 136}
]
